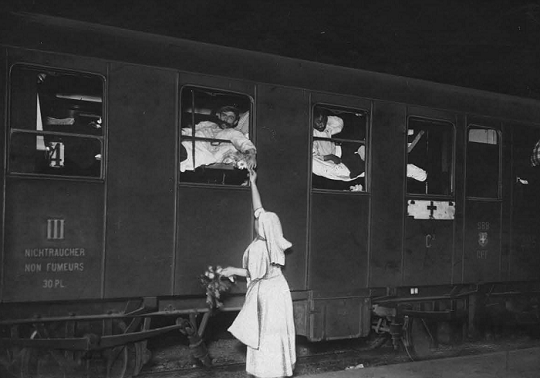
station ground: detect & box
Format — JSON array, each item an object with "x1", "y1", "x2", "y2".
[
  {"x1": 298, "y1": 346, "x2": 540, "y2": 378},
  {"x1": 139, "y1": 327, "x2": 540, "y2": 378}
]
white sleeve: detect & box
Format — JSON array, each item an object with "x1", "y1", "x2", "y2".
[
  {"x1": 228, "y1": 130, "x2": 256, "y2": 153},
  {"x1": 407, "y1": 164, "x2": 427, "y2": 182}
]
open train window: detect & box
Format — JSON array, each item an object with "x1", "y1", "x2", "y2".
[
  {"x1": 311, "y1": 104, "x2": 367, "y2": 191},
  {"x1": 407, "y1": 118, "x2": 454, "y2": 195},
  {"x1": 8, "y1": 65, "x2": 104, "y2": 178},
  {"x1": 179, "y1": 86, "x2": 254, "y2": 185},
  {"x1": 466, "y1": 126, "x2": 500, "y2": 198}
]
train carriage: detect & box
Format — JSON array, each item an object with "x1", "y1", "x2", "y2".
[{"x1": 1, "y1": 11, "x2": 540, "y2": 377}]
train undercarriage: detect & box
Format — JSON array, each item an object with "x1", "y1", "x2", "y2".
[{"x1": 1, "y1": 281, "x2": 538, "y2": 377}]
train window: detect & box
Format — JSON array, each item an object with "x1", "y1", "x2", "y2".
[
  {"x1": 179, "y1": 86, "x2": 254, "y2": 185},
  {"x1": 466, "y1": 126, "x2": 500, "y2": 198},
  {"x1": 407, "y1": 118, "x2": 454, "y2": 195},
  {"x1": 311, "y1": 105, "x2": 367, "y2": 191},
  {"x1": 8, "y1": 65, "x2": 104, "y2": 178}
]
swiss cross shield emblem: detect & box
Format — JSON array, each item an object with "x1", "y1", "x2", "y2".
[{"x1": 478, "y1": 232, "x2": 488, "y2": 248}]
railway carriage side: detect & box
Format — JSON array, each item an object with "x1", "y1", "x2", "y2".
[{"x1": 1, "y1": 13, "x2": 540, "y2": 377}]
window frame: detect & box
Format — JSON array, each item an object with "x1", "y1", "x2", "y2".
[
  {"x1": 465, "y1": 124, "x2": 502, "y2": 200},
  {"x1": 7, "y1": 63, "x2": 105, "y2": 180},
  {"x1": 405, "y1": 116, "x2": 456, "y2": 197},
  {"x1": 310, "y1": 102, "x2": 370, "y2": 194},
  {"x1": 178, "y1": 84, "x2": 255, "y2": 187}
]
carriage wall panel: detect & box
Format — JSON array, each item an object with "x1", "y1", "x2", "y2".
[
  {"x1": 369, "y1": 101, "x2": 406, "y2": 287},
  {"x1": 463, "y1": 201, "x2": 502, "y2": 283},
  {"x1": 310, "y1": 193, "x2": 369, "y2": 291},
  {"x1": 0, "y1": 48, "x2": 5, "y2": 300},
  {"x1": 2, "y1": 50, "x2": 107, "y2": 302},
  {"x1": 403, "y1": 218, "x2": 454, "y2": 286},
  {"x1": 175, "y1": 187, "x2": 252, "y2": 295},
  {"x1": 507, "y1": 123, "x2": 540, "y2": 281},
  {"x1": 3, "y1": 180, "x2": 104, "y2": 302},
  {"x1": 105, "y1": 63, "x2": 177, "y2": 297},
  {"x1": 256, "y1": 85, "x2": 309, "y2": 291}
]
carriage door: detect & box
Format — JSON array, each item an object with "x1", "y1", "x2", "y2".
[
  {"x1": 509, "y1": 125, "x2": 540, "y2": 280},
  {"x1": 404, "y1": 110, "x2": 456, "y2": 286},
  {"x1": 3, "y1": 59, "x2": 105, "y2": 302},
  {"x1": 463, "y1": 122, "x2": 502, "y2": 283},
  {"x1": 308, "y1": 93, "x2": 371, "y2": 341},
  {"x1": 175, "y1": 74, "x2": 255, "y2": 295}
]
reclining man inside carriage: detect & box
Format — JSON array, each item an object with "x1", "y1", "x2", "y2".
[
  {"x1": 180, "y1": 105, "x2": 257, "y2": 173},
  {"x1": 311, "y1": 106, "x2": 367, "y2": 190}
]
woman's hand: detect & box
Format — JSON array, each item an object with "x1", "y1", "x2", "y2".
[
  {"x1": 217, "y1": 266, "x2": 248, "y2": 278},
  {"x1": 248, "y1": 167, "x2": 257, "y2": 184},
  {"x1": 217, "y1": 266, "x2": 234, "y2": 278}
]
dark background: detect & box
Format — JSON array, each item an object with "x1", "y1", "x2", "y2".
[{"x1": 4, "y1": 0, "x2": 540, "y2": 100}]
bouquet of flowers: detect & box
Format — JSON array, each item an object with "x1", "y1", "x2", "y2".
[
  {"x1": 221, "y1": 151, "x2": 249, "y2": 170},
  {"x1": 200, "y1": 265, "x2": 235, "y2": 311}
]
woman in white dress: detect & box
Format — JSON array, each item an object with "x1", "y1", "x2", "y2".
[{"x1": 219, "y1": 168, "x2": 296, "y2": 378}]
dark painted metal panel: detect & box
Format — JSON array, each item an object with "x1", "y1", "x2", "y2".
[
  {"x1": 105, "y1": 63, "x2": 176, "y2": 297},
  {"x1": 403, "y1": 107, "x2": 457, "y2": 286},
  {"x1": 403, "y1": 219, "x2": 453, "y2": 286},
  {"x1": 308, "y1": 296, "x2": 370, "y2": 341},
  {"x1": 0, "y1": 48, "x2": 6, "y2": 300},
  {"x1": 2, "y1": 50, "x2": 107, "y2": 302},
  {"x1": 3, "y1": 179, "x2": 104, "y2": 301},
  {"x1": 508, "y1": 124, "x2": 540, "y2": 281},
  {"x1": 310, "y1": 92, "x2": 372, "y2": 112},
  {"x1": 7, "y1": 48, "x2": 107, "y2": 76},
  {"x1": 452, "y1": 114, "x2": 467, "y2": 284},
  {"x1": 369, "y1": 102, "x2": 406, "y2": 287},
  {"x1": 257, "y1": 85, "x2": 309, "y2": 291},
  {"x1": 463, "y1": 116, "x2": 503, "y2": 283},
  {"x1": 500, "y1": 122, "x2": 513, "y2": 281},
  {"x1": 310, "y1": 194, "x2": 369, "y2": 291},
  {"x1": 175, "y1": 187, "x2": 252, "y2": 294},
  {"x1": 463, "y1": 201, "x2": 502, "y2": 283},
  {"x1": 178, "y1": 72, "x2": 255, "y2": 95}
]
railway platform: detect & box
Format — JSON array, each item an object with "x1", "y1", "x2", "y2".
[{"x1": 298, "y1": 347, "x2": 540, "y2": 378}]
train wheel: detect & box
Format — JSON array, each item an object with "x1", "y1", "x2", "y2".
[
  {"x1": 132, "y1": 317, "x2": 153, "y2": 375},
  {"x1": 367, "y1": 332, "x2": 391, "y2": 349},
  {"x1": 1, "y1": 345, "x2": 19, "y2": 376},
  {"x1": 353, "y1": 331, "x2": 390, "y2": 352},
  {"x1": 103, "y1": 320, "x2": 139, "y2": 378},
  {"x1": 403, "y1": 317, "x2": 437, "y2": 360},
  {"x1": 20, "y1": 347, "x2": 68, "y2": 378},
  {"x1": 104, "y1": 343, "x2": 137, "y2": 378},
  {"x1": 133, "y1": 341, "x2": 151, "y2": 375},
  {"x1": 19, "y1": 322, "x2": 81, "y2": 378}
]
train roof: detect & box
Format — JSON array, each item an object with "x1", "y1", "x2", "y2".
[{"x1": 2, "y1": 11, "x2": 540, "y2": 126}]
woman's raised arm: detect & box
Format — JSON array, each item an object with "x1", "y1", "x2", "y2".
[{"x1": 249, "y1": 168, "x2": 263, "y2": 212}]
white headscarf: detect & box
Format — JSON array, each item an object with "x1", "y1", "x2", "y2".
[{"x1": 256, "y1": 209, "x2": 292, "y2": 266}]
